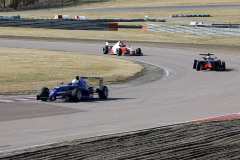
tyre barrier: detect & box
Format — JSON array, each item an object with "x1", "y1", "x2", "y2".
[
  {"x1": 0, "y1": 19, "x2": 118, "y2": 31},
  {"x1": 170, "y1": 14, "x2": 211, "y2": 18},
  {"x1": 0, "y1": 15, "x2": 20, "y2": 19}
]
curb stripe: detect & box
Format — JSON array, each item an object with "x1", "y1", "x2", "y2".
[
  {"x1": 192, "y1": 113, "x2": 240, "y2": 122},
  {"x1": 0, "y1": 97, "x2": 35, "y2": 103}
]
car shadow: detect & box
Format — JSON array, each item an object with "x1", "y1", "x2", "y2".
[
  {"x1": 78, "y1": 97, "x2": 136, "y2": 103},
  {"x1": 217, "y1": 68, "x2": 235, "y2": 72},
  {"x1": 56, "y1": 97, "x2": 136, "y2": 103}
]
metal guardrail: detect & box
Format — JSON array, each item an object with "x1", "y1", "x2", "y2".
[
  {"x1": 170, "y1": 14, "x2": 211, "y2": 18},
  {"x1": 0, "y1": 19, "x2": 116, "y2": 30},
  {"x1": 145, "y1": 24, "x2": 240, "y2": 37}
]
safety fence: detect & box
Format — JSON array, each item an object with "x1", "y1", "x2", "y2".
[
  {"x1": 0, "y1": 0, "x2": 114, "y2": 12},
  {"x1": 143, "y1": 24, "x2": 240, "y2": 37},
  {"x1": 0, "y1": 18, "x2": 118, "y2": 30}
]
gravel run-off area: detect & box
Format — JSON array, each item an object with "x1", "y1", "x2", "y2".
[{"x1": 0, "y1": 118, "x2": 239, "y2": 159}]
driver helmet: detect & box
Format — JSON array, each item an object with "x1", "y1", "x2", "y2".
[
  {"x1": 206, "y1": 53, "x2": 211, "y2": 59},
  {"x1": 72, "y1": 76, "x2": 80, "y2": 85},
  {"x1": 119, "y1": 41, "x2": 125, "y2": 47}
]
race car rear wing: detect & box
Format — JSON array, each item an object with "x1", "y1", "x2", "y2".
[
  {"x1": 82, "y1": 77, "x2": 104, "y2": 88},
  {"x1": 199, "y1": 53, "x2": 214, "y2": 56},
  {"x1": 106, "y1": 41, "x2": 121, "y2": 46}
]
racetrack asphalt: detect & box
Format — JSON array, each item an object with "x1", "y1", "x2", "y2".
[
  {"x1": 1, "y1": 4, "x2": 240, "y2": 14},
  {"x1": 0, "y1": 38, "x2": 239, "y2": 153}
]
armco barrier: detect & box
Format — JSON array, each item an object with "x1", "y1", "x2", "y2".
[
  {"x1": 0, "y1": 19, "x2": 118, "y2": 31},
  {"x1": 93, "y1": 18, "x2": 165, "y2": 22},
  {"x1": 170, "y1": 14, "x2": 210, "y2": 18},
  {"x1": 144, "y1": 24, "x2": 240, "y2": 37}
]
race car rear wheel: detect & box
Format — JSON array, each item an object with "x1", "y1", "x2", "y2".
[
  {"x1": 222, "y1": 61, "x2": 226, "y2": 71},
  {"x1": 136, "y1": 48, "x2": 142, "y2": 55},
  {"x1": 117, "y1": 48, "x2": 122, "y2": 56},
  {"x1": 39, "y1": 87, "x2": 49, "y2": 101},
  {"x1": 72, "y1": 88, "x2": 82, "y2": 102},
  {"x1": 103, "y1": 46, "x2": 108, "y2": 54},
  {"x1": 193, "y1": 60, "x2": 197, "y2": 69},
  {"x1": 196, "y1": 61, "x2": 201, "y2": 71},
  {"x1": 99, "y1": 86, "x2": 108, "y2": 99}
]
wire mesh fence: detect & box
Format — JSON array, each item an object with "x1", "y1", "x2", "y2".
[{"x1": 0, "y1": 0, "x2": 115, "y2": 12}]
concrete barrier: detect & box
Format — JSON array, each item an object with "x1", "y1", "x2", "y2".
[{"x1": 0, "y1": 19, "x2": 118, "y2": 31}]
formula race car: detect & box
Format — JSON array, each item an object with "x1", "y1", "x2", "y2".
[
  {"x1": 37, "y1": 77, "x2": 108, "y2": 102},
  {"x1": 193, "y1": 53, "x2": 226, "y2": 71},
  {"x1": 103, "y1": 41, "x2": 143, "y2": 56}
]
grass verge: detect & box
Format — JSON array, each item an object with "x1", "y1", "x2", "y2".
[
  {"x1": 1, "y1": 27, "x2": 240, "y2": 47},
  {"x1": 17, "y1": 9, "x2": 240, "y2": 24},
  {"x1": 1, "y1": 8, "x2": 240, "y2": 47},
  {"x1": 51, "y1": 0, "x2": 240, "y2": 10},
  {"x1": 0, "y1": 47, "x2": 143, "y2": 95}
]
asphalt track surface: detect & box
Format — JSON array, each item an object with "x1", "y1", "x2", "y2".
[
  {"x1": 0, "y1": 38, "x2": 240, "y2": 153},
  {"x1": 2, "y1": 4, "x2": 240, "y2": 14}
]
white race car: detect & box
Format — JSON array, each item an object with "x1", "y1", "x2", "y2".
[{"x1": 103, "y1": 41, "x2": 143, "y2": 56}]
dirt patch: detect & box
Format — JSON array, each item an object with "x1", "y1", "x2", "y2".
[{"x1": 1, "y1": 118, "x2": 239, "y2": 159}]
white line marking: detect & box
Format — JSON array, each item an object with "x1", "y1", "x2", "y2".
[{"x1": 0, "y1": 100, "x2": 15, "y2": 103}]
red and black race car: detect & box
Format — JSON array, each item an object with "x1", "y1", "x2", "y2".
[
  {"x1": 103, "y1": 41, "x2": 143, "y2": 56},
  {"x1": 193, "y1": 53, "x2": 226, "y2": 71}
]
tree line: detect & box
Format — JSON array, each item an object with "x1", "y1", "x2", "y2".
[{"x1": 1, "y1": 0, "x2": 40, "y2": 9}]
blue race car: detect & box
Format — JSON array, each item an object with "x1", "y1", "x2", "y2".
[{"x1": 37, "y1": 77, "x2": 108, "y2": 102}]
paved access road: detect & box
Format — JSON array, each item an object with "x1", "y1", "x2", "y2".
[
  {"x1": 1, "y1": 4, "x2": 240, "y2": 14},
  {"x1": 0, "y1": 39, "x2": 239, "y2": 153}
]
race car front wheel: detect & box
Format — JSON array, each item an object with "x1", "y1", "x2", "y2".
[
  {"x1": 117, "y1": 48, "x2": 122, "y2": 56},
  {"x1": 72, "y1": 88, "x2": 82, "y2": 102},
  {"x1": 136, "y1": 48, "x2": 142, "y2": 55},
  {"x1": 103, "y1": 46, "x2": 108, "y2": 54},
  {"x1": 99, "y1": 86, "x2": 108, "y2": 99},
  {"x1": 39, "y1": 87, "x2": 49, "y2": 101}
]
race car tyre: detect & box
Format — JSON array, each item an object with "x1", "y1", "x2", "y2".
[
  {"x1": 196, "y1": 61, "x2": 201, "y2": 71},
  {"x1": 193, "y1": 60, "x2": 197, "y2": 69},
  {"x1": 103, "y1": 46, "x2": 108, "y2": 54},
  {"x1": 39, "y1": 87, "x2": 49, "y2": 101},
  {"x1": 222, "y1": 61, "x2": 226, "y2": 71},
  {"x1": 117, "y1": 48, "x2": 122, "y2": 56},
  {"x1": 99, "y1": 86, "x2": 108, "y2": 99},
  {"x1": 72, "y1": 88, "x2": 82, "y2": 102},
  {"x1": 136, "y1": 48, "x2": 142, "y2": 55}
]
